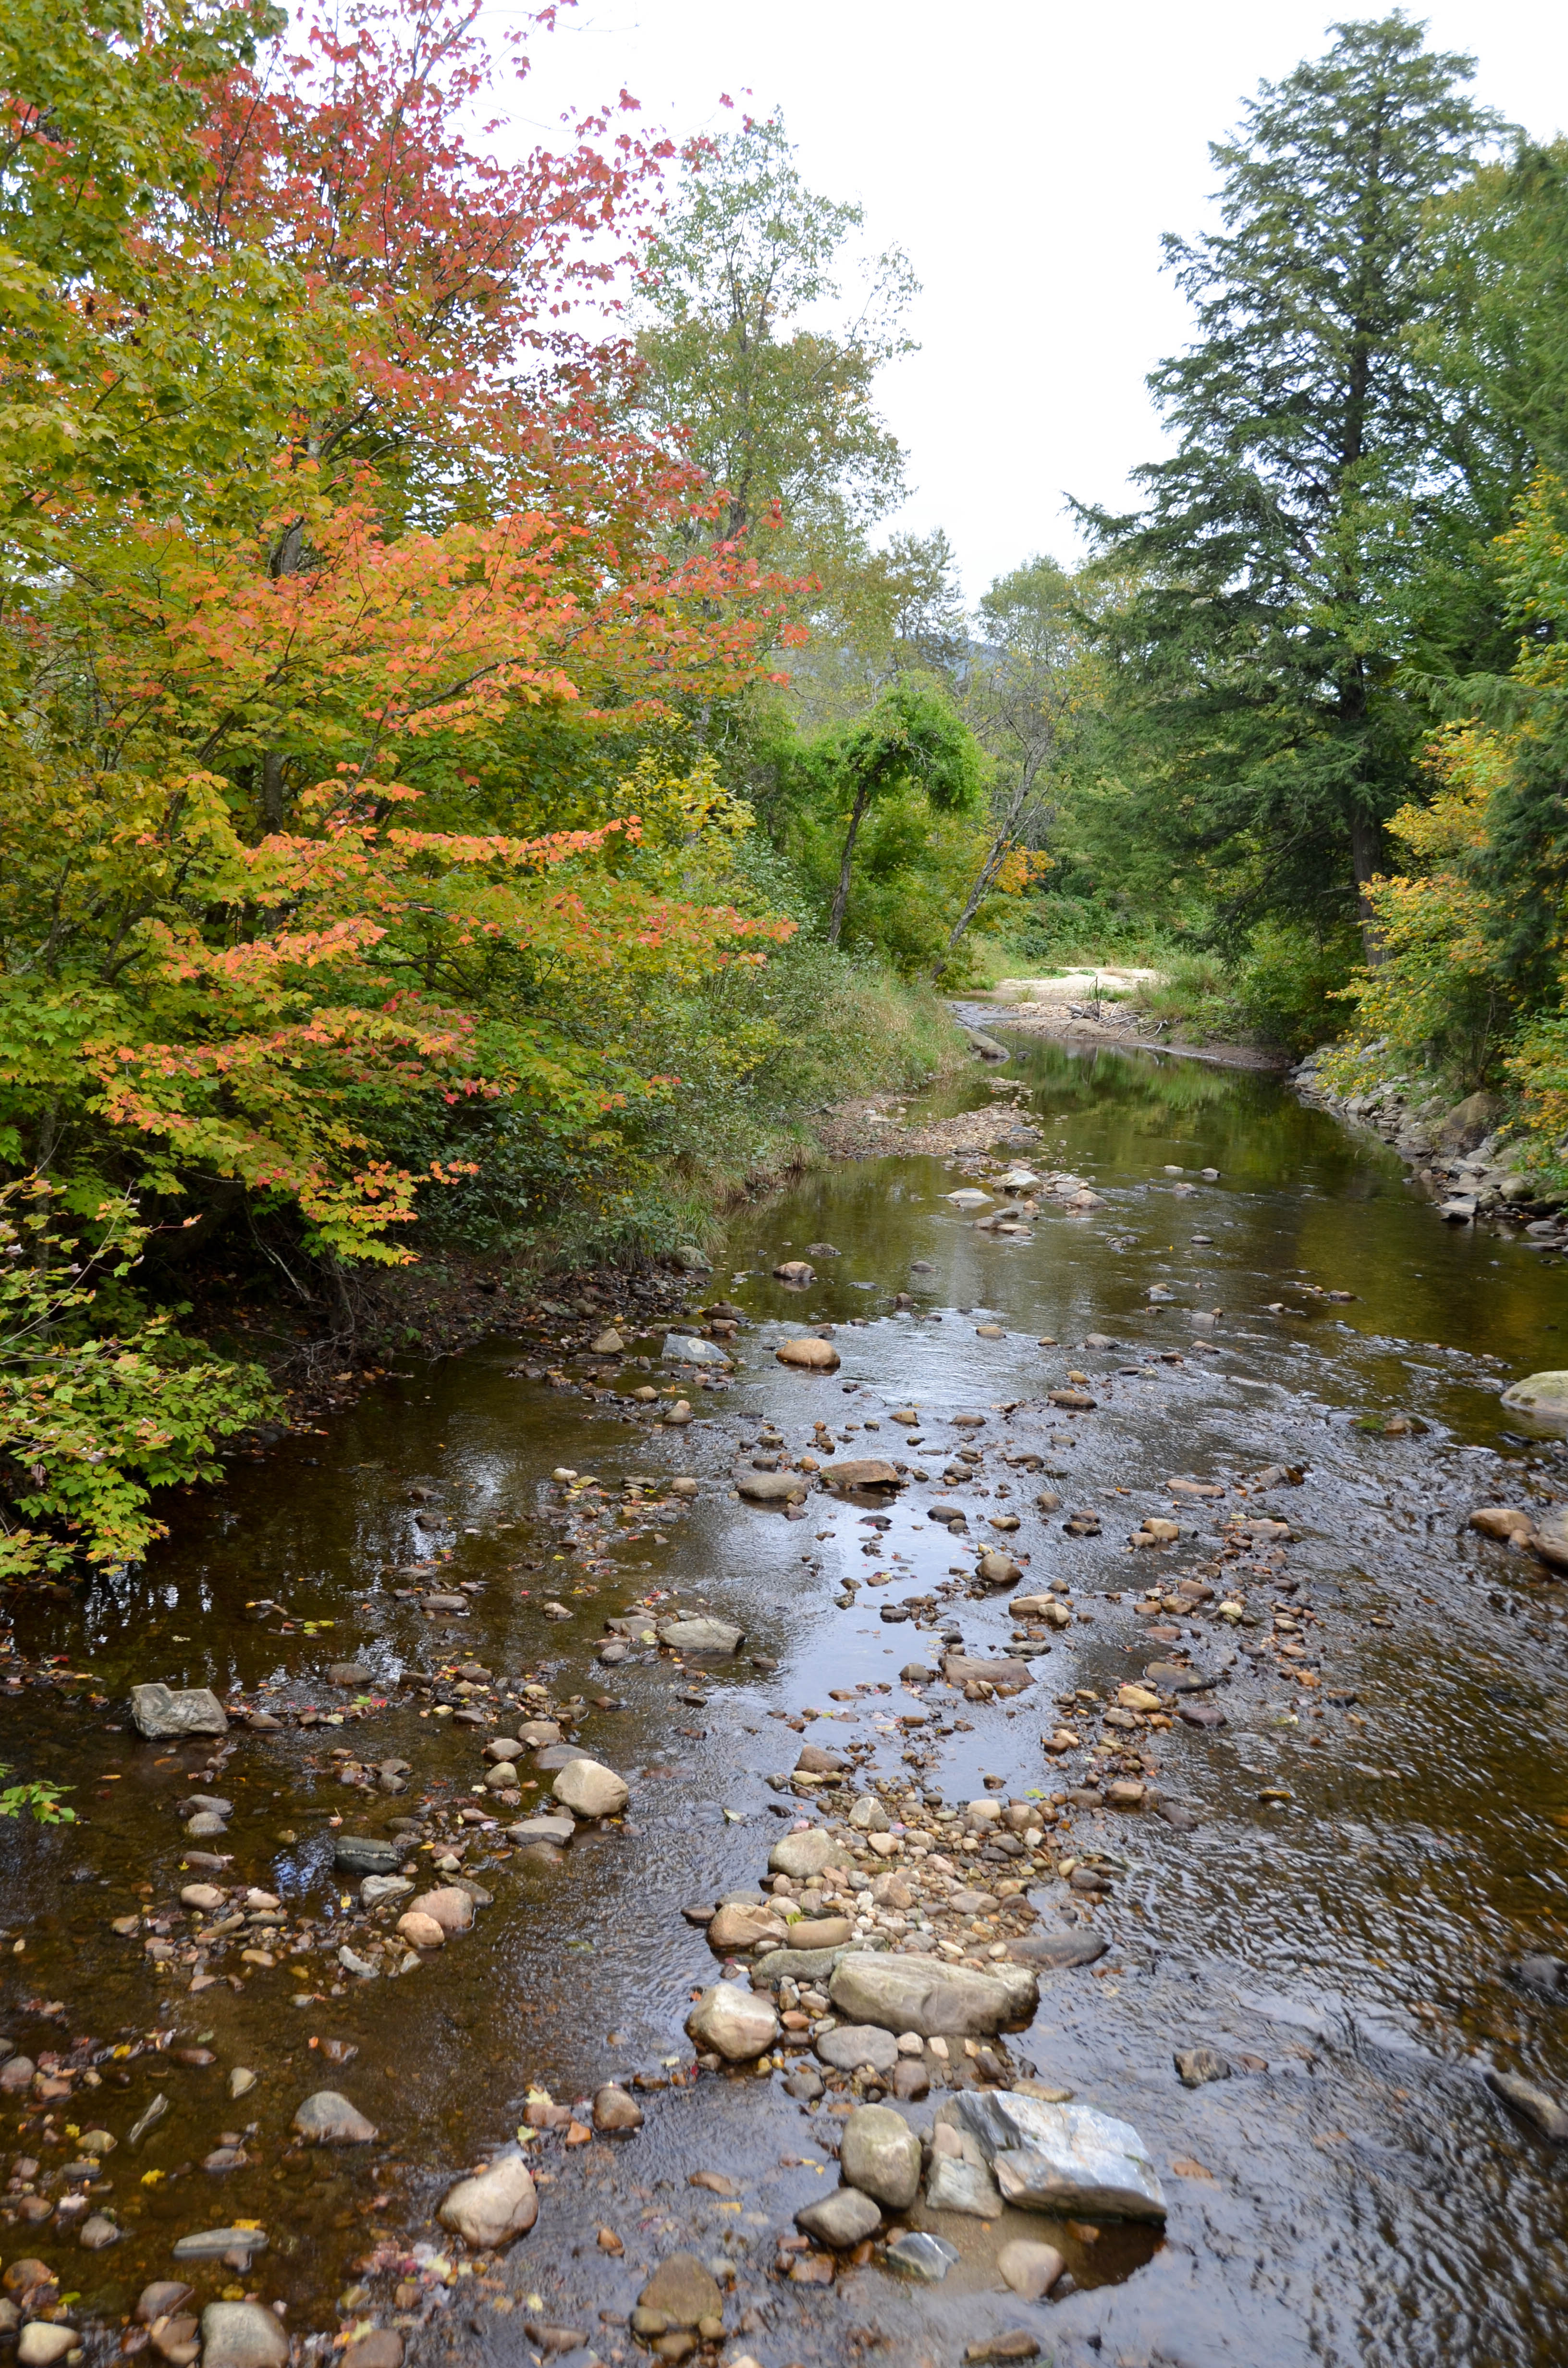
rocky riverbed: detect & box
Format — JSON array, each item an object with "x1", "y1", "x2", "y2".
[{"x1": 6, "y1": 1034, "x2": 1568, "y2": 2368}]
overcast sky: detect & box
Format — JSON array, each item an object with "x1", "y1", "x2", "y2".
[{"x1": 516, "y1": 1, "x2": 1568, "y2": 602}]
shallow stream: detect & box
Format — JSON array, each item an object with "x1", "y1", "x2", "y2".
[{"x1": 6, "y1": 1034, "x2": 1568, "y2": 2368}]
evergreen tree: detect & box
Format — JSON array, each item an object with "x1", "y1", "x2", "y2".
[{"x1": 1081, "y1": 15, "x2": 1506, "y2": 952}]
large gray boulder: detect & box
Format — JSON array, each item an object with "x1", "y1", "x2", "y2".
[
  {"x1": 129, "y1": 1684, "x2": 227, "y2": 1739},
  {"x1": 950, "y1": 2089, "x2": 1166, "y2": 2221},
  {"x1": 1500, "y1": 1372, "x2": 1568, "y2": 1435},
  {"x1": 839, "y1": 2104, "x2": 921, "y2": 2209},
  {"x1": 438, "y1": 2155, "x2": 538, "y2": 2247},
  {"x1": 662, "y1": 1333, "x2": 729, "y2": 1366},
  {"x1": 199, "y1": 2305, "x2": 289, "y2": 2368},
  {"x1": 657, "y1": 1615, "x2": 745, "y2": 1653},
  {"x1": 735, "y1": 1469, "x2": 807, "y2": 1505},
  {"x1": 552, "y1": 1757, "x2": 629, "y2": 1819},
  {"x1": 828, "y1": 1951, "x2": 1037, "y2": 2037}
]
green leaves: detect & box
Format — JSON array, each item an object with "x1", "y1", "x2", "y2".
[{"x1": 0, "y1": 1177, "x2": 279, "y2": 1579}]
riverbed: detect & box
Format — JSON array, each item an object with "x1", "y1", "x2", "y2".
[{"x1": 5, "y1": 1031, "x2": 1568, "y2": 2368}]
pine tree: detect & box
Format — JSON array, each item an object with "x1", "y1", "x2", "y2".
[{"x1": 1082, "y1": 15, "x2": 1505, "y2": 952}]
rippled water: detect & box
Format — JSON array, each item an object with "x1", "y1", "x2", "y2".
[{"x1": 6, "y1": 1033, "x2": 1568, "y2": 2368}]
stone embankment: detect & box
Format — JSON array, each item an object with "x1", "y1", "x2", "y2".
[{"x1": 1293, "y1": 1050, "x2": 1568, "y2": 1240}]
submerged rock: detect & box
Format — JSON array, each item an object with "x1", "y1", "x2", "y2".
[
  {"x1": 293, "y1": 2091, "x2": 377, "y2": 2145},
  {"x1": 129, "y1": 1683, "x2": 227, "y2": 1739},
  {"x1": 1486, "y1": 2069, "x2": 1568, "y2": 2139},
  {"x1": 1174, "y1": 2047, "x2": 1232, "y2": 2089},
  {"x1": 637, "y1": 2254, "x2": 722, "y2": 2329},
  {"x1": 995, "y1": 2239, "x2": 1065, "y2": 2301}
]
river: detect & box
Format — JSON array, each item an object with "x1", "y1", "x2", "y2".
[{"x1": 4, "y1": 1030, "x2": 1568, "y2": 2368}]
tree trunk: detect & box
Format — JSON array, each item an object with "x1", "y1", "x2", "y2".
[
  {"x1": 1349, "y1": 810, "x2": 1383, "y2": 966},
  {"x1": 933, "y1": 753, "x2": 1052, "y2": 979},
  {"x1": 827, "y1": 780, "x2": 873, "y2": 946}
]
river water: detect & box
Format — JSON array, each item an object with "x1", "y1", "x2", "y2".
[{"x1": 5, "y1": 1032, "x2": 1568, "y2": 2368}]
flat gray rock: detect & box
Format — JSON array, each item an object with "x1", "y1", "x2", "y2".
[
  {"x1": 129, "y1": 1683, "x2": 227, "y2": 1739},
  {"x1": 751, "y1": 1943, "x2": 859, "y2": 1983},
  {"x1": 172, "y1": 2227, "x2": 268, "y2": 2261},
  {"x1": 508, "y1": 1816, "x2": 576, "y2": 1846},
  {"x1": 951, "y1": 2089, "x2": 1166, "y2": 2221},
  {"x1": 662, "y1": 1333, "x2": 729, "y2": 1366},
  {"x1": 1007, "y1": 1928, "x2": 1108, "y2": 1971},
  {"x1": 829, "y1": 1950, "x2": 1038, "y2": 2038},
  {"x1": 885, "y1": 2230, "x2": 958, "y2": 2282},
  {"x1": 334, "y1": 1837, "x2": 405, "y2": 1876},
  {"x1": 815, "y1": 2023, "x2": 900, "y2": 2075}
]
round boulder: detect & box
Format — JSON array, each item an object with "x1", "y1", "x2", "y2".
[
  {"x1": 685, "y1": 1981, "x2": 780, "y2": 2062},
  {"x1": 552, "y1": 1757, "x2": 630, "y2": 1819},
  {"x1": 438, "y1": 2155, "x2": 538, "y2": 2249}
]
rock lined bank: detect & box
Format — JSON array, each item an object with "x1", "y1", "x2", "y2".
[{"x1": 1293, "y1": 1053, "x2": 1568, "y2": 1240}]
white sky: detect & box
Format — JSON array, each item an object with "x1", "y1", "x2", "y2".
[{"x1": 513, "y1": 1, "x2": 1568, "y2": 602}]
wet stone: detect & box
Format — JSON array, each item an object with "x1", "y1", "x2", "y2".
[
  {"x1": 1486, "y1": 2069, "x2": 1568, "y2": 2140},
  {"x1": 840, "y1": 2104, "x2": 921, "y2": 2209},
  {"x1": 439, "y1": 2156, "x2": 539, "y2": 2247},
  {"x1": 795, "y1": 2187, "x2": 882, "y2": 2248},
  {"x1": 129, "y1": 1683, "x2": 228, "y2": 1739},
  {"x1": 334, "y1": 1837, "x2": 405, "y2": 1877},
  {"x1": 1175, "y1": 2047, "x2": 1232, "y2": 2088},
  {"x1": 885, "y1": 2230, "x2": 958, "y2": 2282},
  {"x1": 293, "y1": 2091, "x2": 378, "y2": 2145},
  {"x1": 996, "y1": 2239, "x2": 1065, "y2": 2301},
  {"x1": 1007, "y1": 1928, "x2": 1108, "y2": 1971},
  {"x1": 637, "y1": 2254, "x2": 723, "y2": 2329}
]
